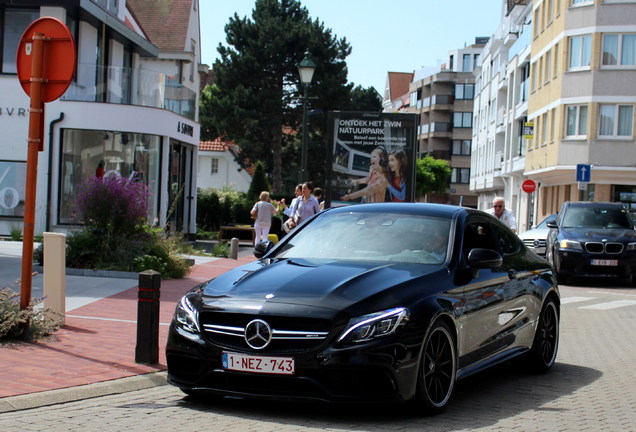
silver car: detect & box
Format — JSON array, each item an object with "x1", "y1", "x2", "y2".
[{"x1": 519, "y1": 214, "x2": 556, "y2": 255}]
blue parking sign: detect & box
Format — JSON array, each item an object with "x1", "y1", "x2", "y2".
[{"x1": 576, "y1": 164, "x2": 591, "y2": 182}]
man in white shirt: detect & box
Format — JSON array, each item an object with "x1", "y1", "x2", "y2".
[{"x1": 487, "y1": 196, "x2": 517, "y2": 233}]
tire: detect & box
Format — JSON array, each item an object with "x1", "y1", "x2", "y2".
[
  {"x1": 526, "y1": 299, "x2": 559, "y2": 373},
  {"x1": 415, "y1": 321, "x2": 457, "y2": 415}
]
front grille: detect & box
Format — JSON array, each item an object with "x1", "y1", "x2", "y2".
[
  {"x1": 199, "y1": 311, "x2": 333, "y2": 353},
  {"x1": 585, "y1": 242, "x2": 624, "y2": 254},
  {"x1": 523, "y1": 239, "x2": 546, "y2": 249}
]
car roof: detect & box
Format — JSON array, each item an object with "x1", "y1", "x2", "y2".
[
  {"x1": 328, "y1": 202, "x2": 467, "y2": 219},
  {"x1": 563, "y1": 201, "x2": 625, "y2": 208}
]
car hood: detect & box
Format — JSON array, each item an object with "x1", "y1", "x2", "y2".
[
  {"x1": 518, "y1": 228, "x2": 550, "y2": 240},
  {"x1": 200, "y1": 258, "x2": 445, "y2": 312},
  {"x1": 560, "y1": 228, "x2": 636, "y2": 242}
]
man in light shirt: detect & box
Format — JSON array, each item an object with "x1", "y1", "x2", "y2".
[{"x1": 487, "y1": 196, "x2": 517, "y2": 233}]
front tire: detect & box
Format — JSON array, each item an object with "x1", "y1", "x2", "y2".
[
  {"x1": 526, "y1": 299, "x2": 559, "y2": 372},
  {"x1": 415, "y1": 321, "x2": 457, "y2": 415}
]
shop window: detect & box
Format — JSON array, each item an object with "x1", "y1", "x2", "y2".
[{"x1": 59, "y1": 129, "x2": 161, "y2": 224}]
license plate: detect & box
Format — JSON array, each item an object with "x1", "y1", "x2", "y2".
[
  {"x1": 222, "y1": 352, "x2": 295, "y2": 375},
  {"x1": 591, "y1": 259, "x2": 619, "y2": 266}
]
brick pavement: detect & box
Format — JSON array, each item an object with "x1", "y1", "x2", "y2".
[{"x1": 0, "y1": 255, "x2": 255, "y2": 399}]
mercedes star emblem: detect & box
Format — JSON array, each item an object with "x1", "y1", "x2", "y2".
[{"x1": 245, "y1": 319, "x2": 272, "y2": 349}]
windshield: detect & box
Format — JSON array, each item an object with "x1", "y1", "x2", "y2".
[
  {"x1": 562, "y1": 207, "x2": 633, "y2": 229},
  {"x1": 275, "y1": 212, "x2": 452, "y2": 265}
]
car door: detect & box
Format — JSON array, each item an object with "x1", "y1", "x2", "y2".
[{"x1": 456, "y1": 215, "x2": 537, "y2": 370}]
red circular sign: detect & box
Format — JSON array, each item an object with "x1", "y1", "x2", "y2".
[
  {"x1": 16, "y1": 17, "x2": 76, "y2": 102},
  {"x1": 522, "y1": 179, "x2": 537, "y2": 193}
]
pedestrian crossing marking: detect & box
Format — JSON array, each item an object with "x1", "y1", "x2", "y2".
[
  {"x1": 561, "y1": 296, "x2": 596, "y2": 304},
  {"x1": 580, "y1": 300, "x2": 636, "y2": 310}
]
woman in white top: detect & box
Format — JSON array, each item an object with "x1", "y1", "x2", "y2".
[{"x1": 251, "y1": 191, "x2": 280, "y2": 243}]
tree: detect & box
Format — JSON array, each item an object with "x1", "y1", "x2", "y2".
[
  {"x1": 206, "y1": 0, "x2": 352, "y2": 193},
  {"x1": 345, "y1": 85, "x2": 383, "y2": 112},
  {"x1": 415, "y1": 156, "x2": 451, "y2": 199},
  {"x1": 247, "y1": 161, "x2": 271, "y2": 201}
]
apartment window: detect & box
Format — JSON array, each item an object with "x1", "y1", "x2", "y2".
[
  {"x1": 571, "y1": 0, "x2": 593, "y2": 5},
  {"x1": 449, "y1": 55, "x2": 454, "y2": 71},
  {"x1": 2, "y1": 8, "x2": 40, "y2": 73},
  {"x1": 519, "y1": 63, "x2": 530, "y2": 103},
  {"x1": 568, "y1": 35, "x2": 591, "y2": 70},
  {"x1": 599, "y1": 104, "x2": 634, "y2": 137},
  {"x1": 547, "y1": 0, "x2": 554, "y2": 23},
  {"x1": 455, "y1": 84, "x2": 474, "y2": 100},
  {"x1": 210, "y1": 158, "x2": 219, "y2": 174},
  {"x1": 451, "y1": 168, "x2": 470, "y2": 184},
  {"x1": 531, "y1": 62, "x2": 537, "y2": 91},
  {"x1": 541, "y1": 113, "x2": 549, "y2": 145},
  {"x1": 553, "y1": 43, "x2": 559, "y2": 77},
  {"x1": 453, "y1": 112, "x2": 472, "y2": 128},
  {"x1": 533, "y1": 9, "x2": 540, "y2": 36},
  {"x1": 544, "y1": 52, "x2": 552, "y2": 84},
  {"x1": 474, "y1": 54, "x2": 480, "y2": 69},
  {"x1": 462, "y1": 54, "x2": 471, "y2": 72},
  {"x1": 566, "y1": 105, "x2": 588, "y2": 137},
  {"x1": 602, "y1": 34, "x2": 636, "y2": 66},
  {"x1": 452, "y1": 140, "x2": 471, "y2": 155}
]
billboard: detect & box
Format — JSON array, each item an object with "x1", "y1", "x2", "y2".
[{"x1": 326, "y1": 111, "x2": 418, "y2": 207}]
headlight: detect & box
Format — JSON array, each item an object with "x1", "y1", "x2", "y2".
[
  {"x1": 175, "y1": 295, "x2": 201, "y2": 334},
  {"x1": 558, "y1": 239, "x2": 582, "y2": 250},
  {"x1": 627, "y1": 242, "x2": 636, "y2": 251},
  {"x1": 338, "y1": 307, "x2": 408, "y2": 344}
]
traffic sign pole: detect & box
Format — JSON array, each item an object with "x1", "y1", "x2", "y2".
[{"x1": 20, "y1": 32, "x2": 45, "y2": 311}]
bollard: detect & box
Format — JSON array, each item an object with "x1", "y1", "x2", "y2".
[
  {"x1": 135, "y1": 270, "x2": 161, "y2": 364},
  {"x1": 229, "y1": 237, "x2": 239, "y2": 260},
  {"x1": 43, "y1": 232, "x2": 66, "y2": 325}
]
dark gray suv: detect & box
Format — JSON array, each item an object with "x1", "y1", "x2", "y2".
[{"x1": 546, "y1": 201, "x2": 636, "y2": 285}]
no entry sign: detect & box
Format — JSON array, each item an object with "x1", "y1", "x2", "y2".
[
  {"x1": 522, "y1": 179, "x2": 537, "y2": 193},
  {"x1": 16, "y1": 17, "x2": 75, "y2": 102}
]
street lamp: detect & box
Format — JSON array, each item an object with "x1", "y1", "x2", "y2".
[{"x1": 297, "y1": 51, "x2": 316, "y2": 184}]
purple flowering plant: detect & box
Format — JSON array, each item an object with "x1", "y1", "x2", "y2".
[{"x1": 75, "y1": 175, "x2": 150, "y2": 235}]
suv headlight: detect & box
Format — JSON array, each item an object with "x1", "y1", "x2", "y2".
[
  {"x1": 627, "y1": 242, "x2": 636, "y2": 251},
  {"x1": 174, "y1": 295, "x2": 201, "y2": 334},
  {"x1": 559, "y1": 239, "x2": 582, "y2": 250},
  {"x1": 338, "y1": 307, "x2": 408, "y2": 344}
]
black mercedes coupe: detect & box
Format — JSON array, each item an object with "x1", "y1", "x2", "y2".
[{"x1": 166, "y1": 203, "x2": 560, "y2": 414}]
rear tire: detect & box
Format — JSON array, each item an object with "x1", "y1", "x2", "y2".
[
  {"x1": 526, "y1": 299, "x2": 559, "y2": 373},
  {"x1": 415, "y1": 321, "x2": 457, "y2": 415}
]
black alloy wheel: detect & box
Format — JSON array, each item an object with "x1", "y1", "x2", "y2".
[
  {"x1": 526, "y1": 299, "x2": 559, "y2": 372},
  {"x1": 416, "y1": 321, "x2": 457, "y2": 414}
]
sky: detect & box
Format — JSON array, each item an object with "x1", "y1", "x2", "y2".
[{"x1": 199, "y1": 0, "x2": 504, "y2": 94}]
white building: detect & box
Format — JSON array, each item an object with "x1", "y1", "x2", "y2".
[
  {"x1": 0, "y1": 0, "x2": 201, "y2": 236},
  {"x1": 197, "y1": 139, "x2": 252, "y2": 192},
  {"x1": 471, "y1": 0, "x2": 535, "y2": 231}
]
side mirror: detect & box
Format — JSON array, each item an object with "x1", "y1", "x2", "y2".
[
  {"x1": 467, "y1": 248, "x2": 503, "y2": 269},
  {"x1": 253, "y1": 240, "x2": 274, "y2": 258},
  {"x1": 546, "y1": 219, "x2": 557, "y2": 229}
]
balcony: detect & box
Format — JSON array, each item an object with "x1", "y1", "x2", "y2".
[{"x1": 61, "y1": 63, "x2": 196, "y2": 120}]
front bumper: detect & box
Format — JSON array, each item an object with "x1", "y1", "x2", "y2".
[
  {"x1": 554, "y1": 249, "x2": 636, "y2": 279},
  {"x1": 165, "y1": 323, "x2": 421, "y2": 403}
]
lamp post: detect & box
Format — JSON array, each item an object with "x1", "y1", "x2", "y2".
[{"x1": 297, "y1": 51, "x2": 316, "y2": 184}]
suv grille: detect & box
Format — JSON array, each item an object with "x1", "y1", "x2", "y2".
[{"x1": 585, "y1": 242, "x2": 624, "y2": 254}]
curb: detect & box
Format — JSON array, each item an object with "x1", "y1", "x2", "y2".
[{"x1": 0, "y1": 372, "x2": 168, "y2": 413}]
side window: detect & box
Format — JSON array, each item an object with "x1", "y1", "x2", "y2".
[
  {"x1": 463, "y1": 220, "x2": 499, "y2": 258},
  {"x1": 489, "y1": 222, "x2": 522, "y2": 255}
]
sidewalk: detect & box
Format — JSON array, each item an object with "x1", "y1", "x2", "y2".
[{"x1": 0, "y1": 242, "x2": 255, "y2": 411}]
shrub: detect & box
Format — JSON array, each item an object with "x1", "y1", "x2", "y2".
[
  {"x1": 212, "y1": 242, "x2": 230, "y2": 257},
  {"x1": 0, "y1": 287, "x2": 63, "y2": 341}
]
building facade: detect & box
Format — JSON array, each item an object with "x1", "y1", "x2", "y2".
[
  {"x1": 0, "y1": 0, "x2": 201, "y2": 237},
  {"x1": 471, "y1": 0, "x2": 537, "y2": 231},
  {"x1": 409, "y1": 40, "x2": 487, "y2": 207},
  {"x1": 526, "y1": 0, "x2": 636, "y2": 222},
  {"x1": 197, "y1": 139, "x2": 252, "y2": 193}
]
